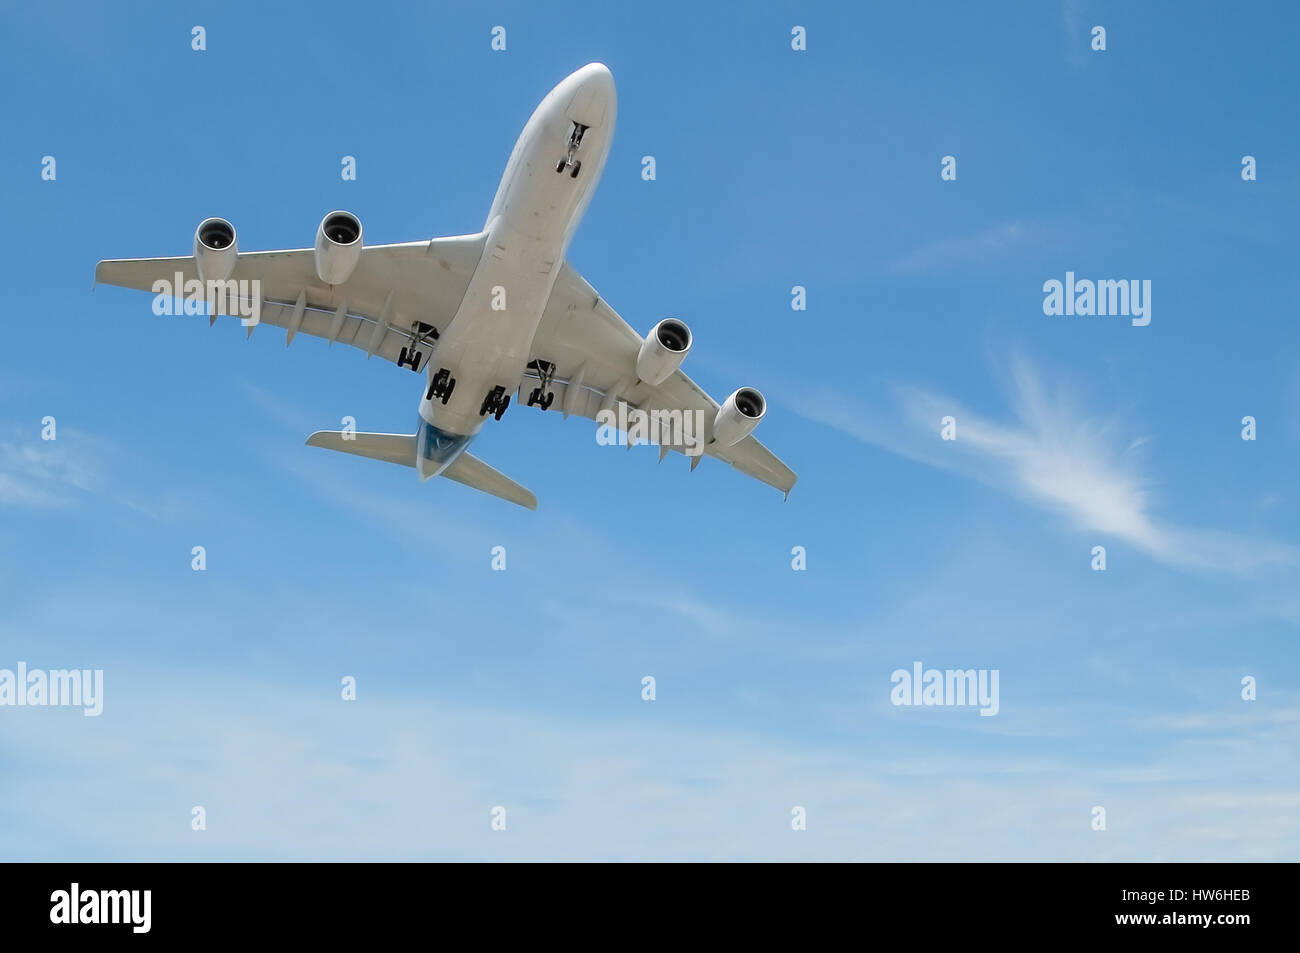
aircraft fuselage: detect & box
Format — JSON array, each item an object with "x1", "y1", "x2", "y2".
[{"x1": 415, "y1": 63, "x2": 617, "y2": 478}]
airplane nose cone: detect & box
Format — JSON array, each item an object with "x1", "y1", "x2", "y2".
[
  {"x1": 577, "y1": 62, "x2": 613, "y2": 89},
  {"x1": 563, "y1": 62, "x2": 616, "y2": 127}
]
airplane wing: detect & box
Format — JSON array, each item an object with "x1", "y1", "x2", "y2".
[
  {"x1": 96, "y1": 240, "x2": 796, "y2": 497},
  {"x1": 525, "y1": 262, "x2": 797, "y2": 495},
  {"x1": 94, "y1": 234, "x2": 488, "y2": 368}
]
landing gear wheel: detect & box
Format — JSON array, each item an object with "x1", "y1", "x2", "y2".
[
  {"x1": 398, "y1": 347, "x2": 424, "y2": 370},
  {"x1": 569, "y1": 160, "x2": 581, "y2": 179},
  {"x1": 480, "y1": 385, "x2": 509, "y2": 419},
  {"x1": 556, "y1": 158, "x2": 568, "y2": 174},
  {"x1": 426, "y1": 367, "x2": 454, "y2": 403}
]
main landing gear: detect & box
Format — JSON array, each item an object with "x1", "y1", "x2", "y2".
[
  {"x1": 426, "y1": 367, "x2": 455, "y2": 404},
  {"x1": 555, "y1": 122, "x2": 588, "y2": 179},
  {"x1": 526, "y1": 359, "x2": 556, "y2": 411},
  {"x1": 480, "y1": 385, "x2": 510, "y2": 421}
]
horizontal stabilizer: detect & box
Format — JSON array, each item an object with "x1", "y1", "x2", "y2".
[
  {"x1": 440, "y1": 451, "x2": 538, "y2": 510},
  {"x1": 306, "y1": 430, "x2": 415, "y2": 467},
  {"x1": 305, "y1": 431, "x2": 537, "y2": 510}
]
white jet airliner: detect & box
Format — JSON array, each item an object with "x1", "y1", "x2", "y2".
[{"x1": 96, "y1": 63, "x2": 796, "y2": 509}]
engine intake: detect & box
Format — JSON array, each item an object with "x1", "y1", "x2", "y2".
[
  {"x1": 712, "y1": 387, "x2": 767, "y2": 447},
  {"x1": 635, "y1": 318, "x2": 692, "y2": 386},
  {"x1": 193, "y1": 217, "x2": 238, "y2": 283},
  {"x1": 314, "y1": 210, "x2": 364, "y2": 285}
]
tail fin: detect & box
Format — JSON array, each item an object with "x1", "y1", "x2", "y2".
[{"x1": 305, "y1": 431, "x2": 538, "y2": 510}]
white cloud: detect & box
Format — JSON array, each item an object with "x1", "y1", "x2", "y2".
[
  {"x1": 0, "y1": 425, "x2": 172, "y2": 520},
  {"x1": 0, "y1": 430, "x2": 99, "y2": 507},
  {"x1": 789, "y1": 358, "x2": 1298, "y2": 573}
]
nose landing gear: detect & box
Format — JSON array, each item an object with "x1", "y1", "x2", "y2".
[{"x1": 555, "y1": 122, "x2": 588, "y2": 178}]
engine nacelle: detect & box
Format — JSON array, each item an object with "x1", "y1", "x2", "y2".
[
  {"x1": 712, "y1": 387, "x2": 767, "y2": 447},
  {"x1": 314, "y1": 210, "x2": 364, "y2": 285},
  {"x1": 193, "y1": 217, "x2": 238, "y2": 283},
  {"x1": 635, "y1": 318, "x2": 692, "y2": 386}
]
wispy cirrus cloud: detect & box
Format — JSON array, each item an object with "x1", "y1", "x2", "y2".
[
  {"x1": 885, "y1": 220, "x2": 1057, "y2": 276},
  {"x1": 789, "y1": 358, "x2": 1298, "y2": 574},
  {"x1": 0, "y1": 425, "x2": 174, "y2": 520},
  {"x1": 0, "y1": 429, "x2": 99, "y2": 507}
]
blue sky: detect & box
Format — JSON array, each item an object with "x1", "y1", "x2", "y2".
[{"x1": 1, "y1": 0, "x2": 1298, "y2": 860}]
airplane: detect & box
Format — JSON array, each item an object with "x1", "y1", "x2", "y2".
[{"x1": 95, "y1": 63, "x2": 796, "y2": 510}]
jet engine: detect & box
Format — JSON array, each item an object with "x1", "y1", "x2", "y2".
[
  {"x1": 314, "y1": 210, "x2": 364, "y2": 285},
  {"x1": 712, "y1": 387, "x2": 766, "y2": 446},
  {"x1": 635, "y1": 318, "x2": 692, "y2": 386},
  {"x1": 193, "y1": 217, "x2": 238, "y2": 283}
]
